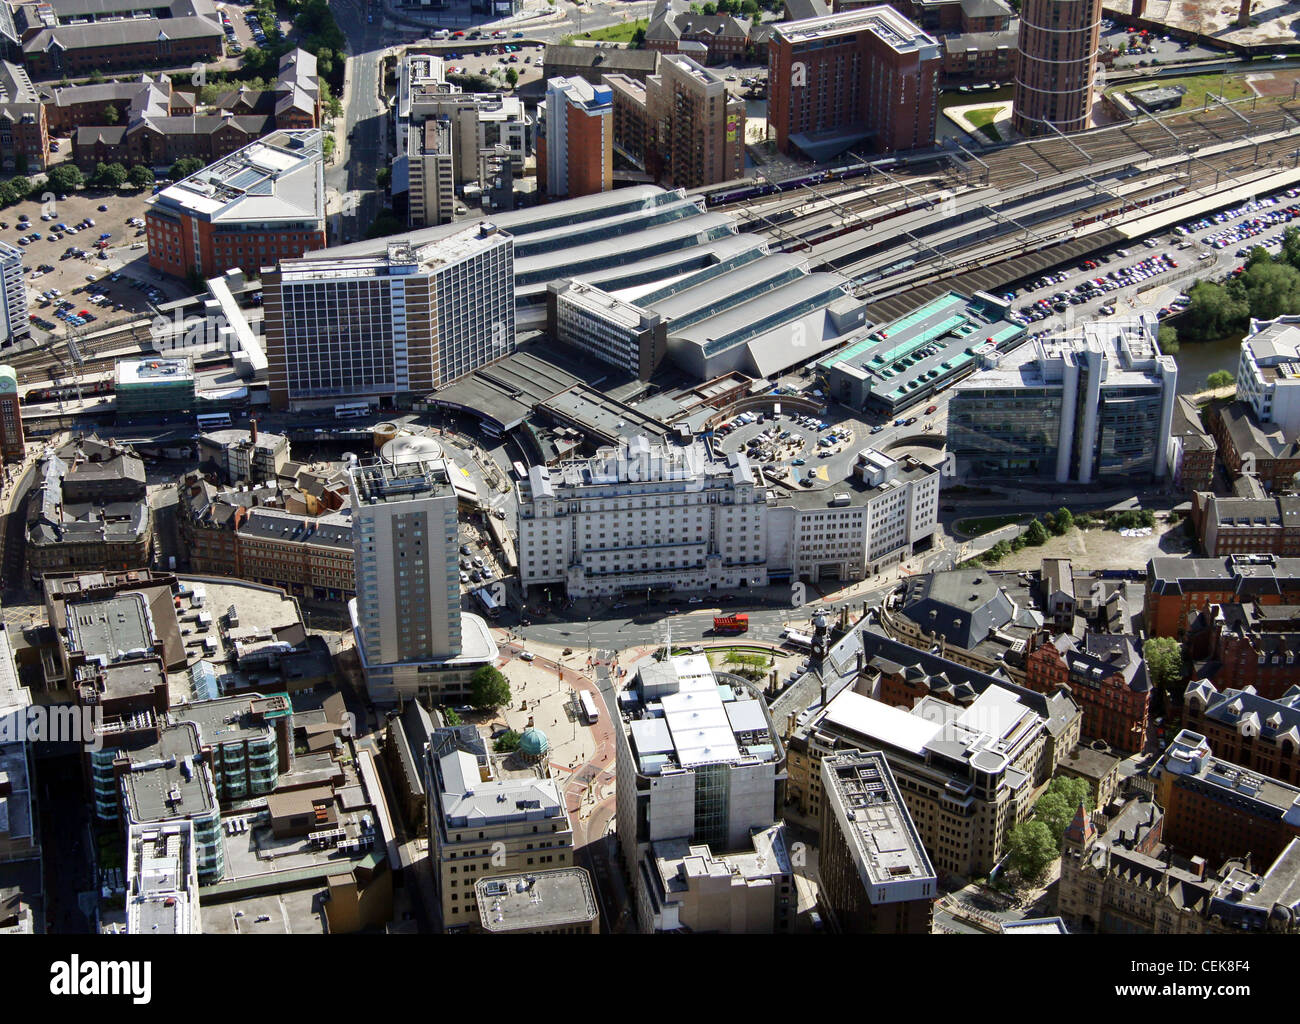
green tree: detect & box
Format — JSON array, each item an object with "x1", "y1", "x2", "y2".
[
  {"x1": 1025, "y1": 518, "x2": 1048, "y2": 546},
  {"x1": 169, "y1": 156, "x2": 205, "y2": 181},
  {"x1": 1144, "y1": 636, "x2": 1183, "y2": 702},
  {"x1": 702, "y1": 0, "x2": 718, "y2": 11},
  {"x1": 94, "y1": 161, "x2": 128, "y2": 188},
  {"x1": 1206, "y1": 369, "x2": 1235, "y2": 390},
  {"x1": 365, "y1": 209, "x2": 402, "y2": 239},
  {"x1": 983, "y1": 539, "x2": 1011, "y2": 564},
  {"x1": 323, "y1": 134, "x2": 336, "y2": 160},
  {"x1": 1053, "y1": 507, "x2": 1074, "y2": 535},
  {"x1": 441, "y1": 706, "x2": 463, "y2": 726},
  {"x1": 493, "y1": 729, "x2": 522, "y2": 753},
  {"x1": 1006, "y1": 819, "x2": 1056, "y2": 881},
  {"x1": 1181, "y1": 279, "x2": 1249, "y2": 341},
  {"x1": 102, "y1": 103, "x2": 120, "y2": 125},
  {"x1": 1281, "y1": 226, "x2": 1300, "y2": 271},
  {"x1": 46, "y1": 163, "x2": 83, "y2": 193},
  {"x1": 470, "y1": 665, "x2": 512, "y2": 709},
  {"x1": 1157, "y1": 324, "x2": 1179, "y2": 354},
  {"x1": 1033, "y1": 776, "x2": 1092, "y2": 843},
  {"x1": 741, "y1": 0, "x2": 759, "y2": 11},
  {"x1": 505, "y1": 67, "x2": 519, "y2": 88},
  {"x1": 1236, "y1": 259, "x2": 1300, "y2": 321},
  {"x1": 127, "y1": 164, "x2": 155, "y2": 189},
  {"x1": 89, "y1": 68, "x2": 105, "y2": 84}
]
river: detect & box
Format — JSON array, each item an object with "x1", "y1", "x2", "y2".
[{"x1": 1172, "y1": 335, "x2": 1243, "y2": 394}]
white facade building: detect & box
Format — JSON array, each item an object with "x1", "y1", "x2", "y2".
[
  {"x1": 517, "y1": 436, "x2": 769, "y2": 598},
  {"x1": 267, "y1": 223, "x2": 515, "y2": 410},
  {"x1": 1239, "y1": 316, "x2": 1300, "y2": 441},
  {"x1": 517, "y1": 437, "x2": 940, "y2": 596},
  {"x1": 614, "y1": 654, "x2": 784, "y2": 931},
  {"x1": 126, "y1": 821, "x2": 202, "y2": 935},
  {"x1": 347, "y1": 453, "x2": 496, "y2": 704},
  {"x1": 0, "y1": 241, "x2": 28, "y2": 345}
]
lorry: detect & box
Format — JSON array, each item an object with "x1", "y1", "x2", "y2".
[{"x1": 713, "y1": 613, "x2": 749, "y2": 634}]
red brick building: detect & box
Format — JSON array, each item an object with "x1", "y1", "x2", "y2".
[
  {"x1": 885, "y1": 0, "x2": 1014, "y2": 34},
  {"x1": 1145, "y1": 554, "x2": 1300, "y2": 640},
  {"x1": 0, "y1": 61, "x2": 48, "y2": 173},
  {"x1": 1011, "y1": 0, "x2": 1101, "y2": 135},
  {"x1": 1190, "y1": 492, "x2": 1300, "y2": 559},
  {"x1": 769, "y1": 7, "x2": 941, "y2": 159},
  {"x1": 645, "y1": 1, "x2": 753, "y2": 65},
  {"x1": 1183, "y1": 679, "x2": 1300, "y2": 788},
  {"x1": 1210, "y1": 400, "x2": 1300, "y2": 494},
  {"x1": 1169, "y1": 395, "x2": 1217, "y2": 498},
  {"x1": 1155, "y1": 730, "x2": 1300, "y2": 868},
  {"x1": 77, "y1": 114, "x2": 275, "y2": 171},
  {"x1": 145, "y1": 129, "x2": 325, "y2": 280},
  {"x1": 1025, "y1": 632, "x2": 1151, "y2": 753},
  {"x1": 941, "y1": 30, "x2": 1017, "y2": 83},
  {"x1": 1185, "y1": 601, "x2": 1300, "y2": 702},
  {"x1": 46, "y1": 78, "x2": 194, "y2": 134},
  {"x1": 17, "y1": 0, "x2": 224, "y2": 79},
  {"x1": 540, "y1": 77, "x2": 611, "y2": 200}
]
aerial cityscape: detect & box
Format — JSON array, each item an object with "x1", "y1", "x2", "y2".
[{"x1": 0, "y1": 0, "x2": 1299, "y2": 953}]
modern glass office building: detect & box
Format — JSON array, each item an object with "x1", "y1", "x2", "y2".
[{"x1": 948, "y1": 312, "x2": 1177, "y2": 484}]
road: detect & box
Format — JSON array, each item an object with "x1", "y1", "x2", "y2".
[{"x1": 332, "y1": 0, "x2": 389, "y2": 245}]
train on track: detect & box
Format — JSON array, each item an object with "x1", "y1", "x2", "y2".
[
  {"x1": 24, "y1": 378, "x2": 113, "y2": 403},
  {"x1": 702, "y1": 156, "x2": 927, "y2": 208}
]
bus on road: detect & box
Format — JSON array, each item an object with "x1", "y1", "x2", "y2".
[
  {"x1": 473, "y1": 586, "x2": 501, "y2": 619},
  {"x1": 195, "y1": 412, "x2": 232, "y2": 430},
  {"x1": 334, "y1": 401, "x2": 372, "y2": 420},
  {"x1": 781, "y1": 628, "x2": 813, "y2": 652},
  {"x1": 579, "y1": 691, "x2": 600, "y2": 724},
  {"x1": 713, "y1": 613, "x2": 749, "y2": 634}
]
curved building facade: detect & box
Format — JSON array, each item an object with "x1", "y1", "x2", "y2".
[{"x1": 1012, "y1": 0, "x2": 1101, "y2": 136}]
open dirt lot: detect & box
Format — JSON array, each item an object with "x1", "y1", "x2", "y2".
[{"x1": 994, "y1": 519, "x2": 1193, "y2": 572}]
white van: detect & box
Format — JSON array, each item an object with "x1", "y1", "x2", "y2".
[{"x1": 433, "y1": 28, "x2": 450, "y2": 39}]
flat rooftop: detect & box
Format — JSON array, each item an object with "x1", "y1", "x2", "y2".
[
  {"x1": 66, "y1": 593, "x2": 155, "y2": 664},
  {"x1": 151, "y1": 129, "x2": 323, "y2": 225},
  {"x1": 127, "y1": 822, "x2": 197, "y2": 935},
  {"x1": 279, "y1": 224, "x2": 508, "y2": 283},
  {"x1": 776, "y1": 5, "x2": 939, "y2": 55},
  {"x1": 954, "y1": 312, "x2": 1172, "y2": 393},
  {"x1": 350, "y1": 457, "x2": 455, "y2": 506},
  {"x1": 116, "y1": 357, "x2": 194, "y2": 386},
  {"x1": 169, "y1": 691, "x2": 290, "y2": 746},
  {"x1": 823, "y1": 751, "x2": 936, "y2": 894},
  {"x1": 822, "y1": 291, "x2": 1024, "y2": 406},
  {"x1": 121, "y1": 722, "x2": 218, "y2": 825},
  {"x1": 626, "y1": 654, "x2": 777, "y2": 774},
  {"x1": 475, "y1": 868, "x2": 599, "y2": 932}
]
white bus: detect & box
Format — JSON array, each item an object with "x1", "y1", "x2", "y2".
[
  {"x1": 196, "y1": 412, "x2": 232, "y2": 430},
  {"x1": 579, "y1": 691, "x2": 600, "y2": 725},
  {"x1": 473, "y1": 586, "x2": 501, "y2": 619},
  {"x1": 781, "y1": 628, "x2": 813, "y2": 652},
  {"x1": 334, "y1": 402, "x2": 372, "y2": 420},
  {"x1": 512, "y1": 461, "x2": 527, "y2": 481}
]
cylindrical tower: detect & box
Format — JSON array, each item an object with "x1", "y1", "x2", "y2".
[{"x1": 1012, "y1": 0, "x2": 1102, "y2": 136}]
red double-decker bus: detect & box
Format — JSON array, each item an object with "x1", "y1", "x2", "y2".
[{"x1": 713, "y1": 613, "x2": 749, "y2": 634}]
